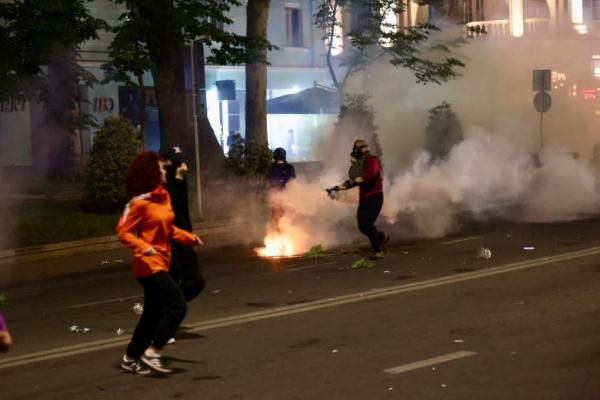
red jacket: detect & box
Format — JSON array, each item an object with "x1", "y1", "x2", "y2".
[{"x1": 359, "y1": 155, "x2": 383, "y2": 199}]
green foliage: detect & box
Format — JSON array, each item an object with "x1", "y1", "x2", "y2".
[
  {"x1": 349, "y1": 258, "x2": 375, "y2": 269},
  {"x1": 315, "y1": 0, "x2": 465, "y2": 93},
  {"x1": 83, "y1": 116, "x2": 140, "y2": 214},
  {"x1": 103, "y1": 0, "x2": 276, "y2": 87},
  {"x1": 358, "y1": 241, "x2": 371, "y2": 251},
  {"x1": 336, "y1": 94, "x2": 383, "y2": 160},
  {"x1": 302, "y1": 245, "x2": 325, "y2": 259},
  {"x1": 225, "y1": 134, "x2": 273, "y2": 178},
  {"x1": 424, "y1": 101, "x2": 463, "y2": 161},
  {"x1": 0, "y1": 294, "x2": 6, "y2": 307},
  {"x1": 6, "y1": 200, "x2": 120, "y2": 250},
  {"x1": 0, "y1": 0, "x2": 107, "y2": 123}
]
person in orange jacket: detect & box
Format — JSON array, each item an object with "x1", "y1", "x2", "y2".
[{"x1": 117, "y1": 152, "x2": 202, "y2": 375}]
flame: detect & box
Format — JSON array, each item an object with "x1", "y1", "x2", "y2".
[{"x1": 256, "y1": 234, "x2": 296, "y2": 258}]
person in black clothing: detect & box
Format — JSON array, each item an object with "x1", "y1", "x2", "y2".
[
  {"x1": 158, "y1": 145, "x2": 206, "y2": 312},
  {"x1": 267, "y1": 147, "x2": 296, "y2": 226},
  {"x1": 268, "y1": 147, "x2": 296, "y2": 190}
]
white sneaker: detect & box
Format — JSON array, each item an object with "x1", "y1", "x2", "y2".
[
  {"x1": 167, "y1": 337, "x2": 176, "y2": 345},
  {"x1": 141, "y1": 352, "x2": 173, "y2": 374}
]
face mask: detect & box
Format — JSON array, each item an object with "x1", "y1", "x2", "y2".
[{"x1": 351, "y1": 146, "x2": 367, "y2": 159}]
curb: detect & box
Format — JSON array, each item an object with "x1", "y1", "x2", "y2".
[
  {"x1": 0, "y1": 191, "x2": 82, "y2": 202},
  {"x1": 0, "y1": 219, "x2": 241, "y2": 267},
  {"x1": 0, "y1": 218, "x2": 262, "y2": 287}
]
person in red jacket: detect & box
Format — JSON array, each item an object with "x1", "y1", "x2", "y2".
[
  {"x1": 328, "y1": 140, "x2": 389, "y2": 259},
  {"x1": 117, "y1": 152, "x2": 202, "y2": 375}
]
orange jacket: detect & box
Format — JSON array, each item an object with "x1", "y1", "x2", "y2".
[{"x1": 117, "y1": 192, "x2": 198, "y2": 278}]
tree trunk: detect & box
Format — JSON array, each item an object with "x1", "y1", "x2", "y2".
[
  {"x1": 45, "y1": 59, "x2": 84, "y2": 180},
  {"x1": 151, "y1": 42, "x2": 225, "y2": 178},
  {"x1": 245, "y1": 0, "x2": 270, "y2": 146}
]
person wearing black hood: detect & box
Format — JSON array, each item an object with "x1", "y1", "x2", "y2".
[
  {"x1": 158, "y1": 145, "x2": 206, "y2": 340},
  {"x1": 267, "y1": 147, "x2": 296, "y2": 226},
  {"x1": 268, "y1": 147, "x2": 296, "y2": 190}
]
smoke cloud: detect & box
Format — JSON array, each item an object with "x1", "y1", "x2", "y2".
[{"x1": 255, "y1": 20, "x2": 600, "y2": 253}]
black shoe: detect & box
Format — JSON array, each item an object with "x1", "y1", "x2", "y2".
[
  {"x1": 121, "y1": 356, "x2": 151, "y2": 375},
  {"x1": 370, "y1": 251, "x2": 384, "y2": 260},
  {"x1": 382, "y1": 234, "x2": 391, "y2": 248},
  {"x1": 141, "y1": 352, "x2": 173, "y2": 374}
]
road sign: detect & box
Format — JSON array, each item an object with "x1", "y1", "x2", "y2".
[
  {"x1": 533, "y1": 69, "x2": 551, "y2": 92},
  {"x1": 534, "y1": 91, "x2": 552, "y2": 113}
]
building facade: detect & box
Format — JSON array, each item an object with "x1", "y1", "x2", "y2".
[{"x1": 0, "y1": 0, "x2": 335, "y2": 172}]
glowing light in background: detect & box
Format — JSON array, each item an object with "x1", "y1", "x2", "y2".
[
  {"x1": 509, "y1": 0, "x2": 524, "y2": 37},
  {"x1": 380, "y1": 7, "x2": 398, "y2": 47},
  {"x1": 572, "y1": 0, "x2": 583, "y2": 24},
  {"x1": 329, "y1": 6, "x2": 344, "y2": 56},
  {"x1": 574, "y1": 24, "x2": 587, "y2": 34}
]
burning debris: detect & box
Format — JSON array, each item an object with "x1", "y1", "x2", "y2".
[{"x1": 256, "y1": 233, "x2": 296, "y2": 258}]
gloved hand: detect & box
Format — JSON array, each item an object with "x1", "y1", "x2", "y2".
[{"x1": 343, "y1": 179, "x2": 355, "y2": 188}]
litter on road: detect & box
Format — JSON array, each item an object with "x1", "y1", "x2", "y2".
[
  {"x1": 478, "y1": 247, "x2": 492, "y2": 259},
  {"x1": 70, "y1": 325, "x2": 92, "y2": 333},
  {"x1": 132, "y1": 303, "x2": 143, "y2": 315},
  {"x1": 523, "y1": 247, "x2": 535, "y2": 250}
]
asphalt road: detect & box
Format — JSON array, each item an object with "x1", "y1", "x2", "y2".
[{"x1": 2, "y1": 218, "x2": 600, "y2": 399}]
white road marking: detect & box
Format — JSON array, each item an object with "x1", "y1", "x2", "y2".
[
  {"x1": 3, "y1": 245, "x2": 600, "y2": 370},
  {"x1": 441, "y1": 236, "x2": 483, "y2": 245},
  {"x1": 384, "y1": 351, "x2": 477, "y2": 374},
  {"x1": 67, "y1": 294, "x2": 142, "y2": 309},
  {"x1": 285, "y1": 261, "x2": 338, "y2": 272},
  {"x1": 67, "y1": 262, "x2": 336, "y2": 309}
]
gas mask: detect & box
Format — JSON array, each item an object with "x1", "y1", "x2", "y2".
[{"x1": 350, "y1": 145, "x2": 368, "y2": 159}]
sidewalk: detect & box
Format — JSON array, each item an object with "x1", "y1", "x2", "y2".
[{"x1": 0, "y1": 218, "x2": 262, "y2": 287}]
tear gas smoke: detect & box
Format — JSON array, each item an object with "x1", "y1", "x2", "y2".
[{"x1": 257, "y1": 20, "x2": 600, "y2": 251}]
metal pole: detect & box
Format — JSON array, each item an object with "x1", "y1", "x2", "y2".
[
  {"x1": 540, "y1": 90, "x2": 545, "y2": 151},
  {"x1": 190, "y1": 41, "x2": 203, "y2": 217},
  {"x1": 540, "y1": 111, "x2": 543, "y2": 151}
]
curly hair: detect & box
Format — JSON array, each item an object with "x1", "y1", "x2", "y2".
[{"x1": 125, "y1": 151, "x2": 163, "y2": 198}]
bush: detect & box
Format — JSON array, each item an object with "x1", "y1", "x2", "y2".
[
  {"x1": 336, "y1": 94, "x2": 383, "y2": 160},
  {"x1": 225, "y1": 134, "x2": 273, "y2": 178},
  {"x1": 83, "y1": 116, "x2": 140, "y2": 213},
  {"x1": 424, "y1": 101, "x2": 463, "y2": 161}
]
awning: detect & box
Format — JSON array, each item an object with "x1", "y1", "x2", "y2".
[{"x1": 267, "y1": 87, "x2": 340, "y2": 114}]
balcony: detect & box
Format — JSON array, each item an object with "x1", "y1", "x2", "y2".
[{"x1": 466, "y1": 18, "x2": 549, "y2": 37}]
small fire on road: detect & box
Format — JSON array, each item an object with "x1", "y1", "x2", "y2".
[{"x1": 256, "y1": 233, "x2": 296, "y2": 258}]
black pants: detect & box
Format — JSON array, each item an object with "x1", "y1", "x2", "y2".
[
  {"x1": 169, "y1": 242, "x2": 205, "y2": 302},
  {"x1": 126, "y1": 271, "x2": 187, "y2": 358},
  {"x1": 357, "y1": 192, "x2": 385, "y2": 252}
]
